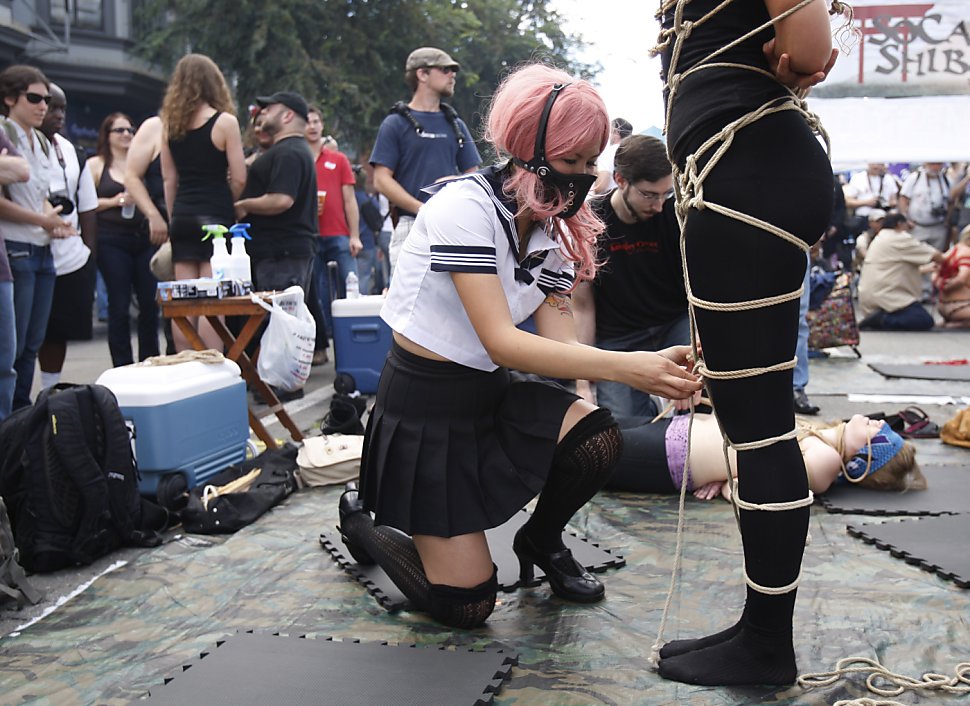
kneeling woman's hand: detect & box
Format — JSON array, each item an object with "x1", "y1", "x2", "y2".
[{"x1": 621, "y1": 346, "x2": 703, "y2": 401}]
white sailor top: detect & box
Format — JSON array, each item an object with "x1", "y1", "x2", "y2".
[{"x1": 381, "y1": 163, "x2": 576, "y2": 372}]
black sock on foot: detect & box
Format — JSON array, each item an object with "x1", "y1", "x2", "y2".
[
  {"x1": 658, "y1": 619, "x2": 742, "y2": 659},
  {"x1": 657, "y1": 624, "x2": 796, "y2": 687}
]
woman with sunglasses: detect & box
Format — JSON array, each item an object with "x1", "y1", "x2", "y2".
[
  {"x1": 336, "y1": 63, "x2": 701, "y2": 629},
  {"x1": 88, "y1": 113, "x2": 160, "y2": 367},
  {"x1": 0, "y1": 64, "x2": 75, "y2": 410},
  {"x1": 159, "y1": 53, "x2": 246, "y2": 351}
]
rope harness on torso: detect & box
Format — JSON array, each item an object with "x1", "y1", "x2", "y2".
[{"x1": 646, "y1": 2, "x2": 967, "y2": 703}]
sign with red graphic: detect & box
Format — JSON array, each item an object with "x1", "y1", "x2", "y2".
[{"x1": 817, "y1": 0, "x2": 970, "y2": 96}]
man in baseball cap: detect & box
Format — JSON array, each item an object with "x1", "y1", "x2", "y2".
[
  {"x1": 370, "y1": 47, "x2": 481, "y2": 275},
  {"x1": 255, "y1": 91, "x2": 309, "y2": 121},
  {"x1": 404, "y1": 47, "x2": 460, "y2": 75}
]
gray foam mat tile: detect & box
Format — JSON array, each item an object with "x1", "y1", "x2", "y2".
[
  {"x1": 322, "y1": 509, "x2": 625, "y2": 611},
  {"x1": 146, "y1": 631, "x2": 517, "y2": 705},
  {"x1": 868, "y1": 362, "x2": 970, "y2": 382},
  {"x1": 819, "y1": 465, "x2": 970, "y2": 516},
  {"x1": 847, "y1": 514, "x2": 970, "y2": 589}
]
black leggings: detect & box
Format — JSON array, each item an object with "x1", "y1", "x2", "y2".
[{"x1": 676, "y1": 109, "x2": 832, "y2": 626}]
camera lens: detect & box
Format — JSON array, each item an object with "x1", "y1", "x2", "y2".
[{"x1": 48, "y1": 193, "x2": 74, "y2": 216}]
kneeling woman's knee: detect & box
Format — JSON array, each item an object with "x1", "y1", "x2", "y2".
[
  {"x1": 428, "y1": 565, "x2": 498, "y2": 629},
  {"x1": 556, "y1": 407, "x2": 624, "y2": 470}
]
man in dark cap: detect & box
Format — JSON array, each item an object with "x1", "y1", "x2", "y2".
[
  {"x1": 369, "y1": 46, "x2": 481, "y2": 275},
  {"x1": 235, "y1": 91, "x2": 318, "y2": 297}
]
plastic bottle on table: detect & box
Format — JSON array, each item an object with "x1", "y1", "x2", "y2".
[
  {"x1": 228, "y1": 223, "x2": 252, "y2": 293},
  {"x1": 201, "y1": 224, "x2": 231, "y2": 281},
  {"x1": 345, "y1": 271, "x2": 360, "y2": 299}
]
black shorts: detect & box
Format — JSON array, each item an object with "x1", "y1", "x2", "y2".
[
  {"x1": 360, "y1": 342, "x2": 580, "y2": 537},
  {"x1": 44, "y1": 256, "x2": 96, "y2": 343},
  {"x1": 169, "y1": 214, "x2": 229, "y2": 262}
]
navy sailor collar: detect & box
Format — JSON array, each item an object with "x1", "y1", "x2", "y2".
[{"x1": 421, "y1": 161, "x2": 562, "y2": 285}]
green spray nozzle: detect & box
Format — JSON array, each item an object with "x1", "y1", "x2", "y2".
[
  {"x1": 229, "y1": 223, "x2": 252, "y2": 239},
  {"x1": 200, "y1": 224, "x2": 229, "y2": 241}
]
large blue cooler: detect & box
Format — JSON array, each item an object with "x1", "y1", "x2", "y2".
[
  {"x1": 332, "y1": 294, "x2": 393, "y2": 394},
  {"x1": 95, "y1": 360, "x2": 249, "y2": 503}
]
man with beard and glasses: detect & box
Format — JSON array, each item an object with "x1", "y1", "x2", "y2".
[
  {"x1": 370, "y1": 47, "x2": 481, "y2": 275},
  {"x1": 573, "y1": 134, "x2": 689, "y2": 419},
  {"x1": 234, "y1": 91, "x2": 317, "y2": 297}
]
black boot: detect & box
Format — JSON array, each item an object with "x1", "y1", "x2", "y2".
[{"x1": 337, "y1": 482, "x2": 375, "y2": 565}]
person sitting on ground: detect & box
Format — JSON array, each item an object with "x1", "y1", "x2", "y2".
[
  {"x1": 336, "y1": 63, "x2": 701, "y2": 630},
  {"x1": 607, "y1": 410, "x2": 925, "y2": 499},
  {"x1": 858, "y1": 211, "x2": 945, "y2": 331},
  {"x1": 934, "y1": 224, "x2": 970, "y2": 328}
]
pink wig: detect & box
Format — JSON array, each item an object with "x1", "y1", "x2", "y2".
[{"x1": 485, "y1": 64, "x2": 610, "y2": 284}]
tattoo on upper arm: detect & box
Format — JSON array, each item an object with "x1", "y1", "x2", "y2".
[{"x1": 544, "y1": 292, "x2": 572, "y2": 316}]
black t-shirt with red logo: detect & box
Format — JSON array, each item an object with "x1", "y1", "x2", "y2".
[{"x1": 589, "y1": 192, "x2": 688, "y2": 339}]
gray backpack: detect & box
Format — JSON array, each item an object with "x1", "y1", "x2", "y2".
[{"x1": 0, "y1": 496, "x2": 43, "y2": 608}]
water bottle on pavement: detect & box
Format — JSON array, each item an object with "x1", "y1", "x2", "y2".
[{"x1": 345, "y1": 271, "x2": 360, "y2": 299}]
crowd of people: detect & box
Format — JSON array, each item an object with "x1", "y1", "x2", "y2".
[
  {"x1": 831, "y1": 161, "x2": 970, "y2": 330},
  {"x1": 0, "y1": 9, "x2": 960, "y2": 691}
]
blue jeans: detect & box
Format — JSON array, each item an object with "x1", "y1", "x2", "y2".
[
  {"x1": 793, "y1": 254, "x2": 810, "y2": 393},
  {"x1": 7, "y1": 241, "x2": 56, "y2": 409},
  {"x1": 356, "y1": 247, "x2": 378, "y2": 296},
  {"x1": 881, "y1": 302, "x2": 935, "y2": 331},
  {"x1": 595, "y1": 313, "x2": 691, "y2": 418},
  {"x1": 97, "y1": 232, "x2": 160, "y2": 367},
  {"x1": 312, "y1": 235, "x2": 355, "y2": 339},
  {"x1": 0, "y1": 280, "x2": 16, "y2": 420}
]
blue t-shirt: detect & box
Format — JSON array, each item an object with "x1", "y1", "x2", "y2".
[{"x1": 369, "y1": 108, "x2": 481, "y2": 217}]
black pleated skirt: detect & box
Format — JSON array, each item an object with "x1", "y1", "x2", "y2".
[{"x1": 359, "y1": 342, "x2": 580, "y2": 537}]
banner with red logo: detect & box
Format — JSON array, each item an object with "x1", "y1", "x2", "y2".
[{"x1": 817, "y1": 0, "x2": 970, "y2": 97}]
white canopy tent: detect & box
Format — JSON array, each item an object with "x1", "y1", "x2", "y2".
[{"x1": 808, "y1": 95, "x2": 970, "y2": 169}]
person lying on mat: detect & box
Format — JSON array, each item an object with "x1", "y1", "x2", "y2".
[
  {"x1": 334, "y1": 63, "x2": 702, "y2": 629},
  {"x1": 935, "y1": 225, "x2": 970, "y2": 328},
  {"x1": 607, "y1": 411, "x2": 926, "y2": 499}
]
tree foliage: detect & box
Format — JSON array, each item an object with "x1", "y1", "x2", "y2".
[{"x1": 133, "y1": 0, "x2": 597, "y2": 158}]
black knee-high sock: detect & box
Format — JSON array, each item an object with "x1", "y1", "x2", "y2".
[
  {"x1": 340, "y1": 512, "x2": 432, "y2": 610},
  {"x1": 523, "y1": 407, "x2": 622, "y2": 553},
  {"x1": 341, "y1": 512, "x2": 498, "y2": 628}
]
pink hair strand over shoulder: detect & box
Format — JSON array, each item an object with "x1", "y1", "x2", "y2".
[{"x1": 485, "y1": 64, "x2": 610, "y2": 284}]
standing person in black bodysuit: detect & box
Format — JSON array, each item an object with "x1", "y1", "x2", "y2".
[
  {"x1": 159, "y1": 53, "x2": 246, "y2": 351},
  {"x1": 655, "y1": 0, "x2": 843, "y2": 687},
  {"x1": 88, "y1": 113, "x2": 160, "y2": 367}
]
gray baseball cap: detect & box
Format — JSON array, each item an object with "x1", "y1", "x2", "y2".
[{"x1": 405, "y1": 47, "x2": 460, "y2": 72}]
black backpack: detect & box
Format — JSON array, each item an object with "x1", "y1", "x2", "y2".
[{"x1": 0, "y1": 384, "x2": 167, "y2": 573}]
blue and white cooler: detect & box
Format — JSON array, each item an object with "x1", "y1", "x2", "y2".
[
  {"x1": 96, "y1": 359, "x2": 249, "y2": 506},
  {"x1": 332, "y1": 294, "x2": 393, "y2": 394}
]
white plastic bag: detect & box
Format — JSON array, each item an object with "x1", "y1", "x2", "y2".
[{"x1": 254, "y1": 286, "x2": 315, "y2": 392}]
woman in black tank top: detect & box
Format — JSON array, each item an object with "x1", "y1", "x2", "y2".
[
  {"x1": 158, "y1": 53, "x2": 247, "y2": 351},
  {"x1": 89, "y1": 112, "x2": 159, "y2": 367}
]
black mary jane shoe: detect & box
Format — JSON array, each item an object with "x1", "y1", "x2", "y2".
[
  {"x1": 512, "y1": 526, "x2": 605, "y2": 603},
  {"x1": 337, "y1": 482, "x2": 376, "y2": 565}
]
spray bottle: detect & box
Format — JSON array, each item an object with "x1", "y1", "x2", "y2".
[
  {"x1": 201, "y1": 224, "x2": 231, "y2": 281},
  {"x1": 228, "y1": 223, "x2": 252, "y2": 294}
]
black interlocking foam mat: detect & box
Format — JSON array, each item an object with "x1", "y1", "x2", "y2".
[
  {"x1": 321, "y1": 509, "x2": 625, "y2": 611},
  {"x1": 147, "y1": 631, "x2": 516, "y2": 705},
  {"x1": 819, "y1": 465, "x2": 970, "y2": 516},
  {"x1": 868, "y1": 362, "x2": 970, "y2": 382},
  {"x1": 847, "y1": 514, "x2": 970, "y2": 589}
]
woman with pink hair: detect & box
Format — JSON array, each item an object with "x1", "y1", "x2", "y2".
[{"x1": 335, "y1": 63, "x2": 701, "y2": 628}]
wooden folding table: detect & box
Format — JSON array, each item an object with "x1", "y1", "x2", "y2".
[{"x1": 160, "y1": 294, "x2": 304, "y2": 448}]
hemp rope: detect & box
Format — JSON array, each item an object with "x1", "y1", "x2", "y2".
[
  {"x1": 648, "y1": 4, "x2": 969, "y2": 700},
  {"x1": 136, "y1": 349, "x2": 226, "y2": 366}
]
